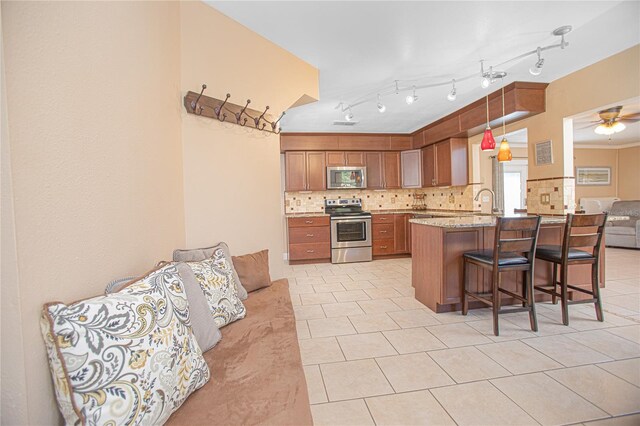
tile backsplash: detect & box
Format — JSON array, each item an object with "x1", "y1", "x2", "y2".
[
  {"x1": 285, "y1": 184, "x2": 483, "y2": 213},
  {"x1": 526, "y1": 177, "x2": 576, "y2": 215}
]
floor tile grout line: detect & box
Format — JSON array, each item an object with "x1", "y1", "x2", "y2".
[
  {"x1": 542, "y1": 369, "x2": 619, "y2": 418},
  {"x1": 485, "y1": 379, "x2": 543, "y2": 425},
  {"x1": 426, "y1": 387, "x2": 460, "y2": 426},
  {"x1": 593, "y1": 361, "x2": 640, "y2": 389}
]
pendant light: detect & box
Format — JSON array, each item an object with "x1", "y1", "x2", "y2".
[
  {"x1": 480, "y1": 95, "x2": 496, "y2": 150},
  {"x1": 497, "y1": 83, "x2": 512, "y2": 162}
]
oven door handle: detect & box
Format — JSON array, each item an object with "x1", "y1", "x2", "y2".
[{"x1": 332, "y1": 218, "x2": 371, "y2": 223}]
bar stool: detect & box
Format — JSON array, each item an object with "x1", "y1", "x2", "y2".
[
  {"x1": 534, "y1": 213, "x2": 608, "y2": 326},
  {"x1": 462, "y1": 216, "x2": 542, "y2": 336}
]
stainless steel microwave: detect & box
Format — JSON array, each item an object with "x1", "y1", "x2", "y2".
[{"x1": 327, "y1": 166, "x2": 367, "y2": 190}]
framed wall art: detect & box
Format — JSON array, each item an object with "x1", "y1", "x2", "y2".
[
  {"x1": 576, "y1": 167, "x2": 611, "y2": 186},
  {"x1": 535, "y1": 140, "x2": 553, "y2": 165}
]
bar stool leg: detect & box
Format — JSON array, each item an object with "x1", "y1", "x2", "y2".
[
  {"x1": 522, "y1": 271, "x2": 527, "y2": 308},
  {"x1": 492, "y1": 270, "x2": 500, "y2": 336},
  {"x1": 551, "y1": 263, "x2": 558, "y2": 305},
  {"x1": 526, "y1": 269, "x2": 538, "y2": 332},
  {"x1": 560, "y1": 263, "x2": 569, "y2": 326},
  {"x1": 462, "y1": 259, "x2": 469, "y2": 316},
  {"x1": 592, "y1": 261, "x2": 604, "y2": 322}
]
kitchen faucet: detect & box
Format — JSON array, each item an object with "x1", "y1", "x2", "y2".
[{"x1": 474, "y1": 188, "x2": 501, "y2": 214}]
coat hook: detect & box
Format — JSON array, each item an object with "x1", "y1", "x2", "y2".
[
  {"x1": 219, "y1": 113, "x2": 227, "y2": 123},
  {"x1": 271, "y1": 111, "x2": 286, "y2": 132},
  {"x1": 215, "y1": 93, "x2": 230, "y2": 120},
  {"x1": 239, "y1": 117, "x2": 248, "y2": 127},
  {"x1": 191, "y1": 84, "x2": 207, "y2": 114},
  {"x1": 236, "y1": 99, "x2": 251, "y2": 123},
  {"x1": 255, "y1": 106, "x2": 269, "y2": 127}
]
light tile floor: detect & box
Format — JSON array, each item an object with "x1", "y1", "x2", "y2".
[{"x1": 283, "y1": 248, "x2": 640, "y2": 426}]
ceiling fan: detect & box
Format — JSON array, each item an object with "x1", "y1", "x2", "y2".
[{"x1": 578, "y1": 106, "x2": 640, "y2": 140}]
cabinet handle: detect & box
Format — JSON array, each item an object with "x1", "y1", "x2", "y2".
[
  {"x1": 306, "y1": 234, "x2": 314, "y2": 237},
  {"x1": 306, "y1": 249, "x2": 315, "y2": 253},
  {"x1": 380, "y1": 245, "x2": 388, "y2": 249},
  {"x1": 380, "y1": 217, "x2": 387, "y2": 221},
  {"x1": 305, "y1": 220, "x2": 314, "y2": 224},
  {"x1": 380, "y1": 230, "x2": 387, "y2": 233}
]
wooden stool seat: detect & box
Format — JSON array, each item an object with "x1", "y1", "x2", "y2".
[
  {"x1": 534, "y1": 213, "x2": 607, "y2": 326},
  {"x1": 462, "y1": 216, "x2": 542, "y2": 336}
]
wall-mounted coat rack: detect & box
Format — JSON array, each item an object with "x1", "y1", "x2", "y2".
[{"x1": 183, "y1": 84, "x2": 285, "y2": 134}]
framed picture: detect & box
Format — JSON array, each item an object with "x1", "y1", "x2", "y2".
[
  {"x1": 535, "y1": 140, "x2": 553, "y2": 165},
  {"x1": 576, "y1": 167, "x2": 611, "y2": 186}
]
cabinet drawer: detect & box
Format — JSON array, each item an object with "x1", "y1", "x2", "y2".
[
  {"x1": 289, "y1": 243, "x2": 330, "y2": 260},
  {"x1": 289, "y1": 226, "x2": 330, "y2": 244},
  {"x1": 372, "y1": 223, "x2": 395, "y2": 240},
  {"x1": 372, "y1": 241, "x2": 395, "y2": 256},
  {"x1": 288, "y1": 216, "x2": 330, "y2": 228},
  {"x1": 372, "y1": 214, "x2": 394, "y2": 224}
]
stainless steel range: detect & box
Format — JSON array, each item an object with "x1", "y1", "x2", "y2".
[{"x1": 325, "y1": 199, "x2": 372, "y2": 264}]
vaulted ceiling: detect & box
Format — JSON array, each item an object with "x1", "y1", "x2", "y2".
[{"x1": 208, "y1": 1, "x2": 640, "y2": 134}]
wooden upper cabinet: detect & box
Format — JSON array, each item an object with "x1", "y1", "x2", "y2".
[
  {"x1": 326, "y1": 151, "x2": 346, "y2": 166},
  {"x1": 421, "y1": 138, "x2": 468, "y2": 188},
  {"x1": 306, "y1": 152, "x2": 327, "y2": 191},
  {"x1": 389, "y1": 136, "x2": 412, "y2": 151},
  {"x1": 345, "y1": 152, "x2": 365, "y2": 166},
  {"x1": 422, "y1": 145, "x2": 436, "y2": 188},
  {"x1": 285, "y1": 151, "x2": 326, "y2": 191},
  {"x1": 383, "y1": 152, "x2": 401, "y2": 189},
  {"x1": 401, "y1": 149, "x2": 422, "y2": 188},
  {"x1": 365, "y1": 152, "x2": 384, "y2": 189},
  {"x1": 285, "y1": 152, "x2": 306, "y2": 192}
]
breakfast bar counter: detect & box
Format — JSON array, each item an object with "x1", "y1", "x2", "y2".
[{"x1": 410, "y1": 215, "x2": 623, "y2": 313}]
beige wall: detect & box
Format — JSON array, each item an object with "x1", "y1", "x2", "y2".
[
  {"x1": 2, "y1": 2, "x2": 185, "y2": 424},
  {"x1": 618, "y1": 145, "x2": 640, "y2": 200},
  {"x1": 573, "y1": 148, "x2": 619, "y2": 202},
  {"x1": 179, "y1": 2, "x2": 318, "y2": 277}
]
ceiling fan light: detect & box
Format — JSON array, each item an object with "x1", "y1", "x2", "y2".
[
  {"x1": 612, "y1": 121, "x2": 626, "y2": 133},
  {"x1": 595, "y1": 123, "x2": 614, "y2": 135}
]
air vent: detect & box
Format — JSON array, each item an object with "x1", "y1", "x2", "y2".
[{"x1": 333, "y1": 120, "x2": 358, "y2": 126}]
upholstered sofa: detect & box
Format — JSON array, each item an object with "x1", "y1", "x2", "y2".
[{"x1": 606, "y1": 200, "x2": 640, "y2": 249}]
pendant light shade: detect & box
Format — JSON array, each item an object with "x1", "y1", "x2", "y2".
[
  {"x1": 497, "y1": 138, "x2": 512, "y2": 162},
  {"x1": 481, "y1": 95, "x2": 496, "y2": 150}
]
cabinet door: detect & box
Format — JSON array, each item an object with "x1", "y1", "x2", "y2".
[
  {"x1": 365, "y1": 152, "x2": 384, "y2": 189},
  {"x1": 306, "y1": 152, "x2": 327, "y2": 191},
  {"x1": 326, "y1": 151, "x2": 346, "y2": 166},
  {"x1": 285, "y1": 152, "x2": 306, "y2": 191},
  {"x1": 401, "y1": 150, "x2": 422, "y2": 188},
  {"x1": 345, "y1": 152, "x2": 365, "y2": 166},
  {"x1": 422, "y1": 145, "x2": 436, "y2": 188},
  {"x1": 383, "y1": 152, "x2": 401, "y2": 189},
  {"x1": 435, "y1": 140, "x2": 452, "y2": 186},
  {"x1": 394, "y1": 214, "x2": 408, "y2": 253}
]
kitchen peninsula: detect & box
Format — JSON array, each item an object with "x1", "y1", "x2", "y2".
[{"x1": 410, "y1": 215, "x2": 620, "y2": 313}]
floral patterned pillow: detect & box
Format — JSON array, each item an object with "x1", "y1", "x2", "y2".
[
  {"x1": 40, "y1": 263, "x2": 210, "y2": 425},
  {"x1": 186, "y1": 247, "x2": 247, "y2": 327}
]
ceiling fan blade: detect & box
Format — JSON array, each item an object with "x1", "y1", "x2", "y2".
[
  {"x1": 576, "y1": 123, "x2": 598, "y2": 130},
  {"x1": 619, "y1": 117, "x2": 640, "y2": 123}
]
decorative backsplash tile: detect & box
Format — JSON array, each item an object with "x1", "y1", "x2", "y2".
[
  {"x1": 526, "y1": 177, "x2": 576, "y2": 215},
  {"x1": 284, "y1": 184, "x2": 483, "y2": 213}
]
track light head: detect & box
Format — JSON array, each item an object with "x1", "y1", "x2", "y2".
[
  {"x1": 447, "y1": 80, "x2": 457, "y2": 101},
  {"x1": 529, "y1": 47, "x2": 544, "y2": 76},
  {"x1": 376, "y1": 94, "x2": 386, "y2": 113},
  {"x1": 481, "y1": 77, "x2": 490, "y2": 89},
  {"x1": 405, "y1": 86, "x2": 418, "y2": 105},
  {"x1": 345, "y1": 107, "x2": 354, "y2": 121}
]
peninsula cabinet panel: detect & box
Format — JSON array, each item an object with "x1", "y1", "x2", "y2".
[
  {"x1": 442, "y1": 229, "x2": 483, "y2": 305},
  {"x1": 285, "y1": 152, "x2": 307, "y2": 192},
  {"x1": 383, "y1": 152, "x2": 401, "y2": 189},
  {"x1": 365, "y1": 152, "x2": 384, "y2": 189}
]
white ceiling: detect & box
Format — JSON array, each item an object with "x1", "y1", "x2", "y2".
[
  {"x1": 208, "y1": 1, "x2": 640, "y2": 134},
  {"x1": 572, "y1": 97, "x2": 640, "y2": 148}
]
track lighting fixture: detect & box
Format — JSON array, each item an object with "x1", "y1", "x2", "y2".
[
  {"x1": 345, "y1": 107, "x2": 354, "y2": 121},
  {"x1": 376, "y1": 94, "x2": 386, "y2": 113},
  {"x1": 447, "y1": 79, "x2": 457, "y2": 101},
  {"x1": 332, "y1": 25, "x2": 571, "y2": 122},
  {"x1": 529, "y1": 47, "x2": 544, "y2": 76},
  {"x1": 406, "y1": 86, "x2": 418, "y2": 105}
]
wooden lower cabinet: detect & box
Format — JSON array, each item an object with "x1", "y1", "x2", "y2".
[
  {"x1": 288, "y1": 216, "x2": 330, "y2": 262},
  {"x1": 372, "y1": 214, "x2": 410, "y2": 257},
  {"x1": 412, "y1": 223, "x2": 606, "y2": 312}
]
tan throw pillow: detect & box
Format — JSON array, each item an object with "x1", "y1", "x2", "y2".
[{"x1": 232, "y1": 250, "x2": 272, "y2": 293}]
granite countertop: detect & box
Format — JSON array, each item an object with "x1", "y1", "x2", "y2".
[
  {"x1": 285, "y1": 209, "x2": 476, "y2": 218},
  {"x1": 285, "y1": 212, "x2": 329, "y2": 218},
  {"x1": 409, "y1": 214, "x2": 630, "y2": 228}
]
